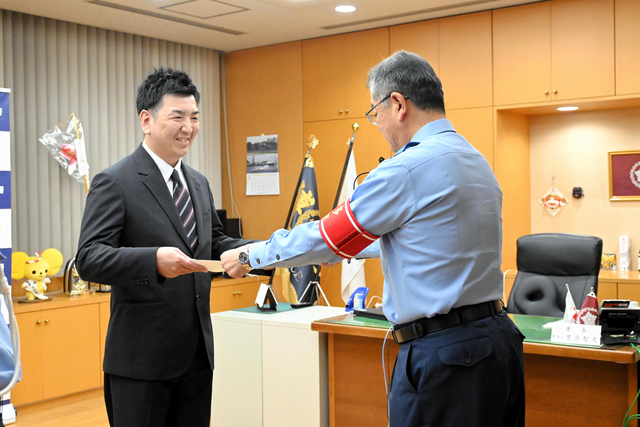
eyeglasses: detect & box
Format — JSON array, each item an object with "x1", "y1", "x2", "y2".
[
  {"x1": 365, "y1": 94, "x2": 391, "y2": 126},
  {"x1": 365, "y1": 93, "x2": 409, "y2": 125}
]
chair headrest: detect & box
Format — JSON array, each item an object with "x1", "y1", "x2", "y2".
[{"x1": 516, "y1": 233, "x2": 602, "y2": 276}]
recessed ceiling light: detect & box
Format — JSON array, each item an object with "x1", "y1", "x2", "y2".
[
  {"x1": 557, "y1": 106, "x2": 579, "y2": 111},
  {"x1": 335, "y1": 5, "x2": 356, "y2": 13}
]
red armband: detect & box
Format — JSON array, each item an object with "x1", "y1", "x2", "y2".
[{"x1": 319, "y1": 199, "x2": 379, "y2": 259}]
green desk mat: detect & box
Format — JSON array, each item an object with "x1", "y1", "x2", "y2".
[{"x1": 318, "y1": 313, "x2": 392, "y2": 329}]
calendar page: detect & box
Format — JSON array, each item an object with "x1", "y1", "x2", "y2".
[
  {"x1": 246, "y1": 134, "x2": 280, "y2": 195},
  {"x1": 246, "y1": 172, "x2": 280, "y2": 196}
]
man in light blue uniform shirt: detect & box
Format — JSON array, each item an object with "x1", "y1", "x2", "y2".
[{"x1": 222, "y1": 50, "x2": 525, "y2": 427}]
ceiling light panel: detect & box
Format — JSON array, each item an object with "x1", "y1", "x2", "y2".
[{"x1": 162, "y1": 0, "x2": 247, "y2": 19}]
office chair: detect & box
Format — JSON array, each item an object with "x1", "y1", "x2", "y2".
[{"x1": 506, "y1": 233, "x2": 603, "y2": 317}]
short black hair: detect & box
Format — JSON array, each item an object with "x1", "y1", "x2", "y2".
[
  {"x1": 136, "y1": 67, "x2": 200, "y2": 115},
  {"x1": 367, "y1": 51, "x2": 445, "y2": 113}
]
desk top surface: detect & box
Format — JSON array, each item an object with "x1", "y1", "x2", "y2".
[{"x1": 311, "y1": 313, "x2": 640, "y2": 364}]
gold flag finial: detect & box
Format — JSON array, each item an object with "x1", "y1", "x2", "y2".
[
  {"x1": 306, "y1": 134, "x2": 319, "y2": 151},
  {"x1": 352, "y1": 123, "x2": 359, "y2": 133},
  {"x1": 305, "y1": 134, "x2": 319, "y2": 167}
]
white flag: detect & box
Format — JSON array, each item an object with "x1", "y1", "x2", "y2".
[
  {"x1": 562, "y1": 284, "x2": 577, "y2": 323},
  {"x1": 339, "y1": 148, "x2": 367, "y2": 303},
  {"x1": 543, "y1": 283, "x2": 577, "y2": 329}
]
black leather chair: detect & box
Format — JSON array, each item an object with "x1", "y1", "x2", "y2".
[{"x1": 506, "y1": 233, "x2": 603, "y2": 317}]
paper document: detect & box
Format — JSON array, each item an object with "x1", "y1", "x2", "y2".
[{"x1": 193, "y1": 260, "x2": 225, "y2": 273}]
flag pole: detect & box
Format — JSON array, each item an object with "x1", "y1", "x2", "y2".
[
  {"x1": 268, "y1": 135, "x2": 319, "y2": 286},
  {"x1": 332, "y1": 123, "x2": 359, "y2": 209}
]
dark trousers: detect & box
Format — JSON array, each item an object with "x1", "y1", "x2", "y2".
[
  {"x1": 389, "y1": 311, "x2": 525, "y2": 427},
  {"x1": 104, "y1": 334, "x2": 212, "y2": 427}
]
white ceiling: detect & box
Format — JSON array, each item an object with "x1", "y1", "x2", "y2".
[{"x1": 0, "y1": 0, "x2": 542, "y2": 52}]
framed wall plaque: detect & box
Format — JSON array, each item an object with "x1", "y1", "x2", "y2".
[{"x1": 608, "y1": 150, "x2": 640, "y2": 201}]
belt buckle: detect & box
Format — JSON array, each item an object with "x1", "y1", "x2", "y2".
[
  {"x1": 392, "y1": 322, "x2": 424, "y2": 345},
  {"x1": 392, "y1": 328, "x2": 402, "y2": 345}
]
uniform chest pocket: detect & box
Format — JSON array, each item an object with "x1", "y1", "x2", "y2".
[{"x1": 436, "y1": 337, "x2": 492, "y2": 368}]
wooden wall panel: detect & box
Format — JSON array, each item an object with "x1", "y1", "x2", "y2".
[
  {"x1": 494, "y1": 110, "x2": 531, "y2": 271},
  {"x1": 222, "y1": 42, "x2": 303, "y2": 240},
  {"x1": 438, "y1": 11, "x2": 493, "y2": 110},
  {"x1": 389, "y1": 19, "x2": 439, "y2": 73}
]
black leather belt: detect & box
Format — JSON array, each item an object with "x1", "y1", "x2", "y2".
[{"x1": 392, "y1": 300, "x2": 503, "y2": 345}]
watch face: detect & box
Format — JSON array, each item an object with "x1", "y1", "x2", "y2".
[{"x1": 238, "y1": 251, "x2": 250, "y2": 265}]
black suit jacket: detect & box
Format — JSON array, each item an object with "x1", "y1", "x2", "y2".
[{"x1": 76, "y1": 144, "x2": 249, "y2": 380}]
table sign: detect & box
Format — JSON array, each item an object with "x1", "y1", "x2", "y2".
[{"x1": 551, "y1": 323, "x2": 602, "y2": 347}]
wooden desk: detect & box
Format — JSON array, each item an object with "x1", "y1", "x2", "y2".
[{"x1": 312, "y1": 314, "x2": 640, "y2": 427}]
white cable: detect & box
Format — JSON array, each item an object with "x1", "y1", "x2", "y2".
[
  {"x1": 366, "y1": 295, "x2": 382, "y2": 308},
  {"x1": 0, "y1": 264, "x2": 21, "y2": 396},
  {"x1": 502, "y1": 269, "x2": 517, "y2": 305},
  {"x1": 382, "y1": 325, "x2": 393, "y2": 422},
  {"x1": 219, "y1": 53, "x2": 242, "y2": 222}
]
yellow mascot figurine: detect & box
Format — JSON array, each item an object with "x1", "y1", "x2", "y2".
[{"x1": 12, "y1": 249, "x2": 63, "y2": 301}]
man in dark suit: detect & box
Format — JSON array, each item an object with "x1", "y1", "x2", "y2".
[{"x1": 76, "y1": 68, "x2": 251, "y2": 427}]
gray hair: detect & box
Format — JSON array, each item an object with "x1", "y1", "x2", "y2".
[{"x1": 366, "y1": 50, "x2": 445, "y2": 113}]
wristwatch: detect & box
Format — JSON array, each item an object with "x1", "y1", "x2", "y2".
[{"x1": 238, "y1": 248, "x2": 252, "y2": 271}]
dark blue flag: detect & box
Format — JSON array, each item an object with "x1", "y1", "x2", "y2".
[{"x1": 285, "y1": 162, "x2": 321, "y2": 302}]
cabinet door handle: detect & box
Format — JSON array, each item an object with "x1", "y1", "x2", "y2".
[
  {"x1": 338, "y1": 109, "x2": 343, "y2": 114},
  {"x1": 237, "y1": 291, "x2": 242, "y2": 295},
  {"x1": 544, "y1": 91, "x2": 549, "y2": 95},
  {"x1": 44, "y1": 319, "x2": 50, "y2": 323},
  {"x1": 553, "y1": 89, "x2": 557, "y2": 94},
  {"x1": 36, "y1": 320, "x2": 42, "y2": 324},
  {"x1": 345, "y1": 109, "x2": 349, "y2": 114},
  {"x1": 232, "y1": 291, "x2": 237, "y2": 295}
]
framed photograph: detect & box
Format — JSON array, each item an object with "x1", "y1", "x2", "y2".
[{"x1": 608, "y1": 150, "x2": 640, "y2": 201}]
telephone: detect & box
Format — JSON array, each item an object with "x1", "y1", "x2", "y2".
[{"x1": 345, "y1": 287, "x2": 369, "y2": 312}]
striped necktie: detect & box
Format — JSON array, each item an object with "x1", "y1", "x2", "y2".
[{"x1": 171, "y1": 169, "x2": 198, "y2": 251}]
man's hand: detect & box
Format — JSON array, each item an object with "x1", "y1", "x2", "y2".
[
  {"x1": 156, "y1": 247, "x2": 208, "y2": 278},
  {"x1": 220, "y1": 246, "x2": 248, "y2": 279}
]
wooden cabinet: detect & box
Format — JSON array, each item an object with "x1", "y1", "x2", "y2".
[
  {"x1": 390, "y1": 12, "x2": 492, "y2": 110},
  {"x1": 302, "y1": 28, "x2": 389, "y2": 122},
  {"x1": 438, "y1": 11, "x2": 493, "y2": 110},
  {"x1": 493, "y1": 2, "x2": 551, "y2": 105},
  {"x1": 210, "y1": 276, "x2": 265, "y2": 313},
  {"x1": 493, "y1": 0, "x2": 615, "y2": 105},
  {"x1": 615, "y1": 0, "x2": 640, "y2": 95},
  {"x1": 390, "y1": 20, "x2": 439, "y2": 73},
  {"x1": 12, "y1": 303, "x2": 101, "y2": 406},
  {"x1": 99, "y1": 301, "x2": 110, "y2": 386},
  {"x1": 598, "y1": 281, "x2": 618, "y2": 303}
]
